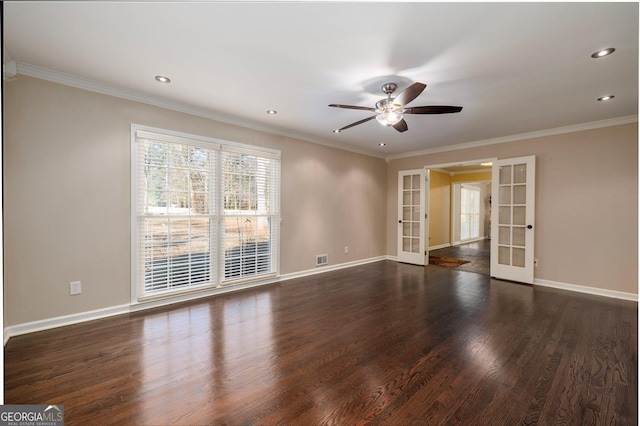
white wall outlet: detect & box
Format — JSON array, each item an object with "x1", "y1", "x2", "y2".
[
  {"x1": 70, "y1": 281, "x2": 82, "y2": 295},
  {"x1": 344, "y1": 246, "x2": 349, "y2": 254}
]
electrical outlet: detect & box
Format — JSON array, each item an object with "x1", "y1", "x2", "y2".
[
  {"x1": 70, "y1": 281, "x2": 82, "y2": 295},
  {"x1": 344, "y1": 246, "x2": 349, "y2": 254}
]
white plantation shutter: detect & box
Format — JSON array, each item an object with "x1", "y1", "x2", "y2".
[{"x1": 133, "y1": 127, "x2": 280, "y2": 301}]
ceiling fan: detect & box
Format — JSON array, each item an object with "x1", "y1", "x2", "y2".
[{"x1": 329, "y1": 82, "x2": 462, "y2": 133}]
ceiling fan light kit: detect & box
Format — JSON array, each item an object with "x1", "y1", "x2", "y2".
[
  {"x1": 329, "y1": 81, "x2": 462, "y2": 133},
  {"x1": 375, "y1": 112, "x2": 403, "y2": 127},
  {"x1": 374, "y1": 83, "x2": 404, "y2": 126}
]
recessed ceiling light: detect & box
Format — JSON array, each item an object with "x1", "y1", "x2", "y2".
[
  {"x1": 379, "y1": 142, "x2": 386, "y2": 147},
  {"x1": 155, "y1": 75, "x2": 171, "y2": 83},
  {"x1": 333, "y1": 129, "x2": 341, "y2": 133},
  {"x1": 598, "y1": 95, "x2": 615, "y2": 101},
  {"x1": 266, "y1": 109, "x2": 278, "y2": 115},
  {"x1": 591, "y1": 48, "x2": 615, "y2": 58}
]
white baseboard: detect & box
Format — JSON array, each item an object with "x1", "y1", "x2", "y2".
[
  {"x1": 534, "y1": 278, "x2": 638, "y2": 302},
  {"x1": 3, "y1": 304, "x2": 130, "y2": 346},
  {"x1": 428, "y1": 243, "x2": 451, "y2": 251},
  {"x1": 452, "y1": 237, "x2": 488, "y2": 246},
  {"x1": 8, "y1": 257, "x2": 633, "y2": 346},
  {"x1": 386, "y1": 257, "x2": 638, "y2": 302},
  {"x1": 4, "y1": 255, "x2": 389, "y2": 345},
  {"x1": 279, "y1": 256, "x2": 387, "y2": 282}
]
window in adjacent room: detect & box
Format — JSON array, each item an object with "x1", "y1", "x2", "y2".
[
  {"x1": 132, "y1": 126, "x2": 280, "y2": 302},
  {"x1": 460, "y1": 185, "x2": 481, "y2": 241}
]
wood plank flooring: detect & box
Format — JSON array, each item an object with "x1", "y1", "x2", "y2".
[
  {"x1": 4, "y1": 261, "x2": 637, "y2": 425},
  {"x1": 429, "y1": 240, "x2": 491, "y2": 275}
]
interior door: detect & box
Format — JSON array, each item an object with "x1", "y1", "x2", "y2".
[
  {"x1": 398, "y1": 169, "x2": 428, "y2": 265},
  {"x1": 490, "y1": 156, "x2": 536, "y2": 283}
]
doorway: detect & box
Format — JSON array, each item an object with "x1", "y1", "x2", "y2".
[
  {"x1": 429, "y1": 240, "x2": 491, "y2": 275},
  {"x1": 425, "y1": 159, "x2": 495, "y2": 275}
]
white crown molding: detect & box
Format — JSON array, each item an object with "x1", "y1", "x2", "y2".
[
  {"x1": 3, "y1": 60, "x2": 18, "y2": 81},
  {"x1": 12, "y1": 62, "x2": 637, "y2": 163},
  {"x1": 14, "y1": 62, "x2": 386, "y2": 160},
  {"x1": 386, "y1": 115, "x2": 639, "y2": 162}
]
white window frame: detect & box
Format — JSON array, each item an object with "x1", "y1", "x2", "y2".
[
  {"x1": 460, "y1": 184, "x2": 481, "y2": 241},
  {"x1": 130, "y1": 124, "x2": 281, "y2": 303}
]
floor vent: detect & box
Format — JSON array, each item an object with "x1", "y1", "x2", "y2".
[{"x1": 316, "y1": 254, "x2": 328, "y2": 266}]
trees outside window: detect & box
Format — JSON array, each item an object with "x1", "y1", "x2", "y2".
[{"x1": 133, "y1": 128, "x2": 280, "y2": 301}]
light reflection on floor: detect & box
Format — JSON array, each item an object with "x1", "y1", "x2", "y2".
[{"x1": 139, "y1": 292, "x2": 275, "y2": 423}]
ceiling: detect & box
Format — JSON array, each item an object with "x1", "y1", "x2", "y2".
[{"x1": 4, "y1": 2, "x2": 638, "y2": 158}]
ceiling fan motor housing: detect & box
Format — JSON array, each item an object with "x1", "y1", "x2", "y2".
[{"x1": 381, "y1": 82, "x2": 398, "y2": 95}]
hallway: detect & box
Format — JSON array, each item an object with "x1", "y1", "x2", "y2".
[{"x1": 429, "y1": 239, "x2": 490, "y2": 275}]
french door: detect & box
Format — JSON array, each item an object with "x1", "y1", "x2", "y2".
[
  {"x1": 490, "y1": 156, "x2": 536, "y2": 284},
  {"x1": 397, "y1": 169, "x2": 428, "y2": 265}
]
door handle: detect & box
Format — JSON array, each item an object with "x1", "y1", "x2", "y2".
[
  {"x1": 527, "y1": 225, "x2": 533, "y2": 229},
  {"x1": 399, "y1": 220, "x2": 403, "y2": 224}
]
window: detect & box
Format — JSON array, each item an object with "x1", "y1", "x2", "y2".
[
  {"x1": 132, "y1": 126, "x2": 280, "y2": 301},
  {"x1": 460, "y1": 185, "x2": 481, "y2": 241},
  {"x1": 221, "y1": 149, "x2": 279, "y2": 280}
]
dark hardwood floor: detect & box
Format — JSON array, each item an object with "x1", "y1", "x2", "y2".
[
  {"x1": 5, "y1": 261, "x2": 637, "y2": 425},
  {"x1": 430, "y1": 239, "x2": 491, "y2": 275}
]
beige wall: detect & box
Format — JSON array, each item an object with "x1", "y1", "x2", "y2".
[
  {"x1": 4, "y1": 76, "x2": 387, "y2": 326},
  {"x1": 4, "y1": 74, "x2": 638, "y2": 329},
  {"x1": 428, "y1": 170, "x2": 451, "y2": 247},
  {"x1": 453, "y1": 171, "x2": 492, "y2": 243},
  {"x1": 430, "y1": 171, "x2": 492, "y2": 247},
  {"x1": 451, "y1": 171, "x2": 492, "y2": 183},
  {"x1": 387, "y1": 123, "x2": 638, "y2": 294}
]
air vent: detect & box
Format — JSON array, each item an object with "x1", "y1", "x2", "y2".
[{"x1": 316, "y1": 254, "x2": 328, "y2": 266}]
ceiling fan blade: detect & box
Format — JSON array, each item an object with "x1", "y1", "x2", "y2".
[
  {"x1": 404, "y1": 105, "x2": 463, "y2": 114},
  {"x1": 329, "y1": 104, "x2": 377, "y2": 112},
  {"x1": 393, "y1": 119, "x2": 408, "y2": 133},
  {"x1": 336, "y1": 115, "x2": 377, "y2": 132},
  {"x1": 393, "y1": 82, "x2": 426, "y2": 106}
]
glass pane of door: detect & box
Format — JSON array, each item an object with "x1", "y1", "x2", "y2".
[
  {"x1": 491, "y1": 156, "x2": 536, "y2": 284},
  {"x1": 402, "y1": 174, "x2": 420, "y2": 253},
  {"x1": 397, "y1": 169, "x2": 426, "y2": 265}
]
